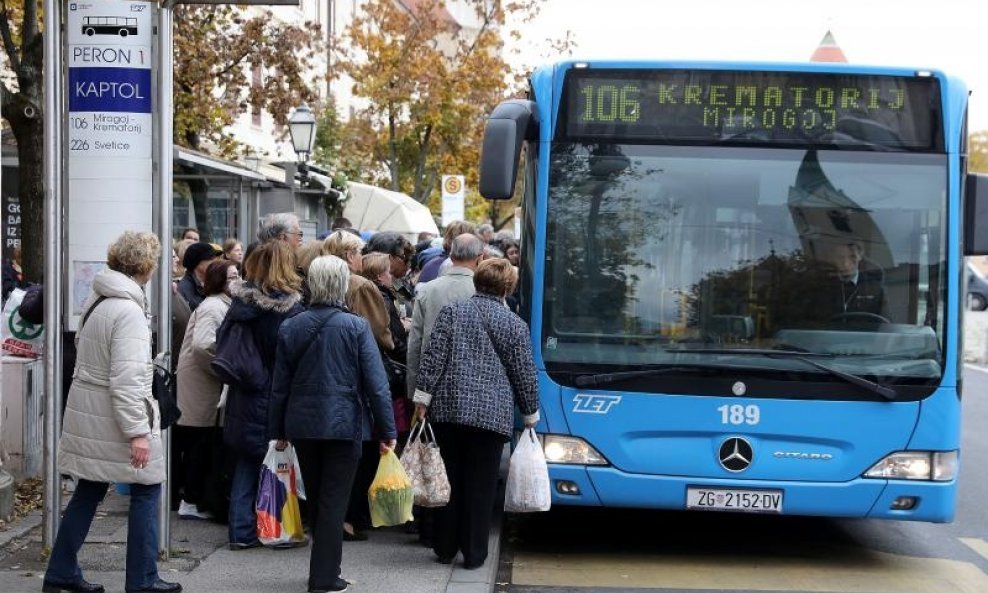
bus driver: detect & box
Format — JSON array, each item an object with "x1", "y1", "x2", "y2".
[{"x1": 823, "y1": 241, "x2": 888, "y2": 321}]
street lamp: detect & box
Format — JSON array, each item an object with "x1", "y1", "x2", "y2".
[
  {"x1": 288, "y1": 104, "x2": 317, "y2": 163},
  {"x1": 287, "y1": 104, "x2": 317, "y2": 208}
]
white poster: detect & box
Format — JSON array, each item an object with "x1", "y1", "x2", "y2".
[
  {"x1": 441, "y1": 175, "x2": 465, "y2": 226},
  {"x1": 66, "y1": 0, "x2": 154, "y2": 329}
]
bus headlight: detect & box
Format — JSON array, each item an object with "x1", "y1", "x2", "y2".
[
  {"x1": 864, "y1": 451, "x2": 958, "y2": 481},
  {"x1": 542, "y1": 435, "x2": 608, "y2": 465}
]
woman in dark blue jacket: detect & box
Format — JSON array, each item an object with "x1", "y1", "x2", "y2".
[
  {"x1": 270, "y1": 255, "x2": 397, "y2": 593},
  {"x1": 218, "y1": 240, "x2": 304, "y2": 550}
]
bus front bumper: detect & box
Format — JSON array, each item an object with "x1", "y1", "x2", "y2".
[{"x1": 546, "y1": 465, "x2": 956, "y2": 523}]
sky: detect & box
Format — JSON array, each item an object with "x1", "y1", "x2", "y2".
[{"x1": 508, "y1": 0, "x2": 988, "y2": 132}]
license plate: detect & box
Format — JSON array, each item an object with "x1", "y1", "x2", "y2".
[{"x1": 686, "y1": 487, "x2": 783, "y2": 513}]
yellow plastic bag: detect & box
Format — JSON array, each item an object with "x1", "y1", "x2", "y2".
[{"x1": 368, "y1": 449, "x2": 414, "y2": 527}]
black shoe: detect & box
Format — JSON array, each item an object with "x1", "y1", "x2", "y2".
[
  {"x1": 42, "y1": 579, "x2": 105, "y2": 593},
  {"x1": 342, "y1": 529, "x2": 367, "y2": 542},
  {"x1": 462, "y1": 559, "x2": 485, "y2": 570},
  {"x1": 271, "y1": 537, "x2": 309, "y2": 549},
  {"x1": 228, "y1": 539, "x2": 263, "y2": 551},
  {"x1": 435, "y1": 555, "x2": 454, "y2": 565},
  {"x1": 125, "y1": 579, "x2": 182, "y2": 593},
  {"x1": 309, "y1": 577, "x2": 349, "y2": 592}
]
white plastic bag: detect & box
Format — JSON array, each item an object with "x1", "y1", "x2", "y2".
[
  {"x1": 504, "y1": 428, "x2": 551, "y2": 513},
  {"x1": 1, "y1": 288, "x2": 44, "y2": 358}
]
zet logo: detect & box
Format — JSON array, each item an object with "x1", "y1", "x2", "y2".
[{"x1": 572, "y1": 394, "x2": 622, "y2": 414}]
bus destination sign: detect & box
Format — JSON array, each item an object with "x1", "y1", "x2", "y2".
[{"x1": 563, "y1": 69, "x2": 941, "y2": 150}]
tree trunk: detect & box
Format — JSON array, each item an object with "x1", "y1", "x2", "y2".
[
  {"x1": 186, "y1": 174, "x2": 213, "y2": 243},
  {"x1": 388, "y1": 102, "x2": 399, "y2": 192},
  {"x1": 13, "y1": 116, "x2": 44, "y2": 284}
]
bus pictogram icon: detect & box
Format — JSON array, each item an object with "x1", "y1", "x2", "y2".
[{"x1": 82, "y1": 16, "x2": 138, "y2": 37}]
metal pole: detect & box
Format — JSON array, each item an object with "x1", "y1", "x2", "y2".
[
  {"x1": 42, "y1": 0, "x2": 65, "y2": 548},
  {"x1": 157, "y1": 0, "x2": 175, "y2": 559}
]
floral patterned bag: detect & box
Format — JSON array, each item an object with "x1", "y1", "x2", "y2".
[{"x1": 399, "y1": 420, "x2": 451, "y2": 508}]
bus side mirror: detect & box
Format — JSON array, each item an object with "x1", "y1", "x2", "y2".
[
  {"x1": 479, "y1": 100, "x2": 539, "y2": 200},
  {"x1": 965, "y1": 173, "x2": 988, "y2": 256}
]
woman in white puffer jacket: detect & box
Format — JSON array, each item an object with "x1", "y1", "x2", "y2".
[{"x1": 44, "y1": 231, "x2": 181, "y2": 593}]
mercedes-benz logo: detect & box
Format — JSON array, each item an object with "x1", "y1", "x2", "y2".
[{"x1": 718, "y1": 437, "x2": 754, "y2": 472}]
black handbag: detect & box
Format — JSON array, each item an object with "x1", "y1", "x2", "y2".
[
  {"x1": 381, "y1": 353, "x2": 407, "y2": 396},
  {"x1": 151, "y1": 357, "x2": 181, "y2": 429}
]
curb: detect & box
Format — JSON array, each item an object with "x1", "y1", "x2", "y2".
[
  {"x1": 445, "y1": 504, "x2": 503, "y2": 593},
  {"x1": 443, "y1": 445, "x2": 509, "y2": 593},
  {"x1": 0, "y1": 510, "x2": 42, "y2": 549}
]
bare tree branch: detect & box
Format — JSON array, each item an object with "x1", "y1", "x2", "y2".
[
  {"x1": 211, "y1": 49, "x2": 251, "y2": 80},
  {"x1": 412, "y1": 124, "x2": 432, "y2": 200},
  {"x1": 21, "y1": 0, "x2": 37, "y2": 57},
  {"x1": 0, "y1": 79, "x2": 11, "y2": 114},
  {"x1": 0, "y1": 5, "x2": 21, "y2": 74},
  {"x1": 463, "y1": 2, "x2": 495, "y2": 58}
]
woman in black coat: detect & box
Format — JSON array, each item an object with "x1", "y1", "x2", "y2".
[
  {"x1": 270, "y1": 255, "x2": 397, "y2": 593},
  {"x1": 217, "y1": 240, "x2": 304, "y2": 550},
  {"x1": 361, "y1": 252, "x2": 411, "y2": 436}
]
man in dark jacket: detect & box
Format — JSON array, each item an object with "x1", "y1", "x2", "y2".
[{"x1": 177, "y1": 242, "x2": 221, "y2": 311}]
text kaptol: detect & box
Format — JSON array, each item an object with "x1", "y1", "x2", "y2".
[{"x1": 74, "y1": 80, "x2": 146, "y2": 100}]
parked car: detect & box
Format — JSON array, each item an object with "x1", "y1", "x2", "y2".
[{"x1": 967, "y1": 264, "x2": 988, "y2": 311}]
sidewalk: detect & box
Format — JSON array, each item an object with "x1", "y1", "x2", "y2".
[{"x1": 0, "y1": 488, "x2": 502, "y2": 593}]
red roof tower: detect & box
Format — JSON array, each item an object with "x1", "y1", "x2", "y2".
[{"x1": 810, "y1": 30, "x2": 848, "y2": 63}]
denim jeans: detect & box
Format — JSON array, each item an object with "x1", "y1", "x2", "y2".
[
  {"x1": 45, "y1": 479, "x2": 161, "y2": 591},
  {"x1": 228, "y1": 454, "x2": 262, "y2": 544}
]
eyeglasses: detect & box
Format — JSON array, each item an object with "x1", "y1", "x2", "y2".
[{"x1": 287, "y1": 230, "x2": 304, "y2": 239}]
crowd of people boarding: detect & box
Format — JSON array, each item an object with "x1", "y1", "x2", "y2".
[{"x1": 42, "y1": 214, "x2": 538, "y2": 593}]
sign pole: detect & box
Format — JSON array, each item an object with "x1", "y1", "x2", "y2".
[
  {"x1": 42, "y1": 0, "x2": 65, "y2": 548},
  {"x1": 157, "y1": 0, "x2": 175, "y2": 559},
  {"x1": 441, "y1": 175, "x2": 466, "y2": 226}
]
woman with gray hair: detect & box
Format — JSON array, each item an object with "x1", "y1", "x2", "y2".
[{"x1": 270, "y1": 255, "x2": 397, "y2": 593}]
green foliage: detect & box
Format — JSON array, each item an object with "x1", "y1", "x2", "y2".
[
  {"x1": 972, "y1": 131, "x2": 988, "y2": 173},
  {"x1": 312, "y1": 100, "x2": 362, "y2": 179}
]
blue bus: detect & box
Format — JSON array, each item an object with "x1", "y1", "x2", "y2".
[{"x1": 479, "y1": 61, "x2": 988, "y2": 522}]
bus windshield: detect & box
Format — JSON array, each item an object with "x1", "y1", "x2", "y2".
[{"x1": 542, "y1": 143, "x2": 947, "y2": 392}]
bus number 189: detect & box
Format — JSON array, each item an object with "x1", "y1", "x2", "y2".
[{"x1": 718, "y1": 404, "x2": 760, "y2": 425}]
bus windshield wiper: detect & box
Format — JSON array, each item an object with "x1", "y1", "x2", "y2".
[
  {"x1": 573, "y1": 365, "x2": 705, "y2": 388},
  {"x1": 674, "y1": 348, "x2": 897, "y2": 401}
]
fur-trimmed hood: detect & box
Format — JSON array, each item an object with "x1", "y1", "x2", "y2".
[{"x1": 227, "y1": 280, "x2": 302, "y2": 320}]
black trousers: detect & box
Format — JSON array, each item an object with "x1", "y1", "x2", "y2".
[
  {"x1": 345, "y1": 441, "x2": 380, "y2": 530},
  {"x1": 294, "y1": 439, "x2": 361, "y2": 591},
  {"x1": 173, "y1": 425, "x2": 220, "y2": 507},
  {"x1": 431, "y1": 423, "x2": 505, "y2": 566}
]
